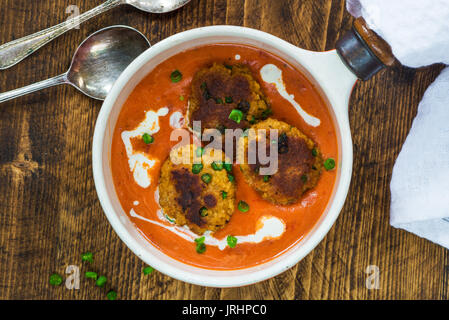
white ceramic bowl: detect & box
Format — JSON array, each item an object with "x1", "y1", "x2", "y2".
[{"x1": 92, "y1": 25, "x2": 357, "y2": 287}]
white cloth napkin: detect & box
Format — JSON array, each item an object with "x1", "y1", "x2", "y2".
[
  {"x1": 347, "y1": 0, "x2": 449, "y2": 248},
  {"x1": 347, "y1": 0, "x2": 449, "y2": 68}
]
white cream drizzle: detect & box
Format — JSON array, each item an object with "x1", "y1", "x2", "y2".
[
  {"x1": 169, "y1": 111, "x2": 185, "y2": 129},
  {"x1": 129, "y1": 208, "x2": 286, "y2": 250},
  {"x1": 260, "y1": 64, "x2": 320, "y2": 127},
  {"x1": 120, "y1": 107, "x2": 169, "y2": 188}
]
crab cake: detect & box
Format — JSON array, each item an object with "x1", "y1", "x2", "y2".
[
  {"x1": 187, "y1": 63, "x2": 270, "y2": 133},
  {"x1": 238, "y1": 119, "x2": 323, "y2": 205},
  {"x1": 158, "y1": 144, "x2": 236, "y2": 234}
]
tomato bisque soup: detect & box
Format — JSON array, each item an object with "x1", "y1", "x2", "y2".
[{"x1": 111, "y1": 44, "x2": 339, "y2": 270}]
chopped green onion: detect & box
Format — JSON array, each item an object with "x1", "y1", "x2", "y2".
[
  {"x1": 165, "y1": 214, "x2": 175, "y2": 223},
  {"x1": 221, "y1": 191, "x2": 228, "y2": 199},
  {"x1": 196, "y1": 147, "x2": 204, "y2": 157},
  {"x1": 225, "y1": 96, "x2": 233, "y2": 104},
  {"x1": 107, "y1": 290, "x2": 117, "y2": 301},
  {"x1": 249, "y1": 116, "x2": 256, "y2": 124},
  {"x1": 192, "y1": 163, "x2": 203, "y2": 174},
  {"x1": 196, "y1": 243, "x2": 206, "y2": 254},
  {"x1": 229, "y1": 109, "x2": 243, "y2": 124},
  {"x1": 95, "y1": 275, "x2": 107, "y2": 288},
  {"x1": 143, "y1": 266, "x2": 154, "y2": 275},
  {"x1": 195, "y1": 236, "x2": 205, "y2": 244},
  {"x1": 261, "y1": 108, "x2": 273, "y2": 119},
  {"x1": 227, "y1": 235, "x2": 238, "y2": 248},
  {"x1": 200, "y1": 207, "x2": 208, "y2": 217},
  {"x1": 312, "y1": 148, "x2": 318, "y2": 157},
  {"x1": 81, "y1": 252, "x2": 93, "y2": 263},
  {"x1": 227, "y1": 174, "x2": 235, "y2": 183},
  {"x1": 224, "y1": 64, "x2": 233, "y2": 70},
  {"x1": 263, "y1": 175, "x2": 270, "y2": 182},
  {"x1": 201, "y1": 173, "x2": 212, "y2": 184},
  {"x1": 49, "y1": 273, "x2": 63, "y2": 286},
  {"x1": 211, "y1": 162, "x2": 223, "y2": 171},
  {"x1": 223, "y1": 163, "x2": 232, "y2": 173},
  {"x1": 142, "y1": 133, "x2": 154, "y2": 144},
  {"x1": 195, "y1": 236, "x2": 206, "y2": 254},
  {"x1": 215, "y1": 97, "x2": 223, "y2": 104},
  {"x1": 324, "y1": 158, "x2": 336, "y2": 171},
  {"x1": 238, "y1": 200, "x2": 249, "y2": 213},
  {"x1": 301, "y1": 175, "x2": 308, "y2": 183},
  {"x1": 85, "y1": 271, "x2": 98, "y2": 280},
  {"x1": 170, "y1": 70, "x2": 182, "y2": 83},
  {"x1": 179, "y1": 95, "x2": 185, "y2": 101}
]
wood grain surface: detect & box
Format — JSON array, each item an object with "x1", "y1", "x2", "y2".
[{"x1": 0, "y1": 0, "x2": 446, "y2": 300}]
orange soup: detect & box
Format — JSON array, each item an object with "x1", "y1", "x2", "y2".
[{"x1": 111, "y1": 44, "x2": 338, "y2": 270}]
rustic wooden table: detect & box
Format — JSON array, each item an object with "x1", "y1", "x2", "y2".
[{"x1": 0, "y1": 0, "x2": 446, "y2": 300}]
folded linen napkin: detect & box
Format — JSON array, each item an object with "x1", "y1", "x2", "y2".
[{"x1": 347, "y1": 0, "x2": 449, "y2": 248}]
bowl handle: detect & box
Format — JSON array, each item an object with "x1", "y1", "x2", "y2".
[{"x1": 336, "y1": 17, "x2": 396, "y2": 80}]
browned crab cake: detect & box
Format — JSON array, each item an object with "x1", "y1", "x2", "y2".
[
  {"x1": 158, "y1": 144, "x2": 236, "y2": 234},
  {"x1": 237, "y1": 118, "x2": 323, "y2": 205},
  {"x1": 187, "y1": 63, "x2": 270, "y2": 133}
]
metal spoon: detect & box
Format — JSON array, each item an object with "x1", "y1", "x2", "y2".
[
  {"x1": 0, "y1": 0, "x2": 190, "y2": 70},
  {"x1": 0, "y1": 25, "x2": 150, "y2": 103}
]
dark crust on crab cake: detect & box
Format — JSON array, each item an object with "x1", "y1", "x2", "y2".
[
  {"x1": 187, "y1": 63, "x2": 270, "y2": 133},
  {"x1": 238, "y1": 118, "x2": 323, "y2": 205},
  {"x1": 158, "y1": 144, "x2": 236, "y2": 234}
]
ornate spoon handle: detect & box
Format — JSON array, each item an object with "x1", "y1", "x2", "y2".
[{"x1": 0, "y1": 0, "x2": 122, "y2": 70}]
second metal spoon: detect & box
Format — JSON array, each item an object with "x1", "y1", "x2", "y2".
[
  {"x1": 0, "y1": 25, "x2": 150, "y2": 103},
  {"x1": 0, "y1": 0, "x2": 190, "y2": 70}
]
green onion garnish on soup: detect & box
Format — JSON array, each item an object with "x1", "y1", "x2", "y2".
[
  {"x1": 195, "y1": 236, "x2": 206, "y2": 254},
  {"x1": 227, "y1": 235, "x2": 238, "y2": 248},
  {"x1": 201, "y1": 173, "x2": 212, "y2": 184},
  {"x1": 192, "y1": 163, "x2": 203, "y2": 174},
  {"x1": 229, "y1": 109, "x2": 243, "y2": 124},
  {"x1": 238, "y1": 200, "x2": 249, "y2": 213},
  {"x1": 211, "y1": 162, "x2": 223, "y2": 171},
  {"x1": 223, "y1": 163, "x2": 232, "y2": 173},
  {"x1": 170, "y1": 70, "x2": 182, "y2": 83},
  {"x1": 324, "y1": 158, "x2": 336, "y2": 171},
  {"x1": 196, "y1": 147, "x2": 204, "y2": 157},
  {"x1": 142, "y1": 133, "x2": 154, "y2": 144},
  {"x1": 200, "y1": 207, "x2": 208, "y2": 217}
]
